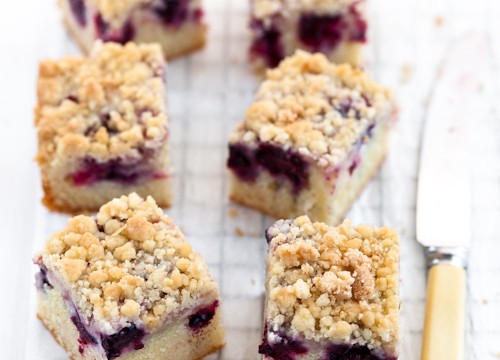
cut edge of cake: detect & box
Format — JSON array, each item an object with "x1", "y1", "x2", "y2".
[
  {"x1": 35, "y1": 42, "x2": 172, "y2": 214},
  {"x1": 58, "y1": 0, "x2": 207, "y2": 59},
  {"x1": 227, "y1": 50, "x2": 397, "y2": 225},
  {"x1": 34, "y1": 193, "x2": 225, "y2": 359}
]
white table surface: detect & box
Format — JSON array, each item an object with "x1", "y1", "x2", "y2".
[{"x1": 1, "y1": 0, "x2": 500, "y2": 359}]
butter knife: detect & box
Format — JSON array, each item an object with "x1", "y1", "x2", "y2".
[{"x1": 417, "y1": 33, "x2": 488, "y2": 360}]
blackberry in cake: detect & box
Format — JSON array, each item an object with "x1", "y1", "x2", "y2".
[
  {"x1": 34, "y1": 193, "x2": 225, "y2": 360},
  {"x1": 227, "y1": 51, "x2": 397, "y2": 225},
  {"x1": 260, "y1": 216, "x2": 400, "y2": 360},
  {"x1": 35, "y1": 42, "x2": 172, "y2": 213},
  {"x1": 249, "y1": 0, "x2": 367, "y2": 71},
  {"x1": 59, "y1": 0, "x2": 206, "y2": 59}
]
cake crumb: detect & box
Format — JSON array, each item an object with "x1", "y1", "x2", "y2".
[
  {"x1": 235, "y1": 227, "x2": 245, "y2": 237},
  {"x1": 482, "y1": 298, "x2": 489, "y2": 305},
  {"x1": 228, "y1": 208, "x2": 239, "y2": 218},
  {"x1": 434, "y1": 16, "x2": 444, "y2": 27},
  {"x1": 400, "y1": 64, "x2": 413, "y2": 84}
]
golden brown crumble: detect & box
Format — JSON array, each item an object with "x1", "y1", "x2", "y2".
[
  {"x1": 265, "y1": 216, "x2": 399, "y2": 351},
  {"x1": 253, "y1": 0, "x2": 361, "y2": 19},
  {"x1": 229, "y1": 51, "x2": 396, "y2": 168},
  {"x1": 36, "y1": 193, "x2": 219, "y2": 334},
  {"x1": 35, "y1": 42, "x2": 168, "y2": 166}
]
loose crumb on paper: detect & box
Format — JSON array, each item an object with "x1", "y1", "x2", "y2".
[
  {"x1": 228, "y1": 208, "x2": 239, "y2": 218},
  {"x1": 235, "y1": 227, "x2": 244, "y2": 237},
  {"x1": 400, "y1": 64, "x2": 413, "y2": 84},
  {"x1": 434, "y1": 16, "x2": 444, "y2": 27},
  {"x1": 482, "y1": 298, "x2": 489, "y2": 305}
]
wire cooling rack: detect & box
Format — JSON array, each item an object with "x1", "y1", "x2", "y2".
[{"x1": 25, "y1": 0, "x2": 500, "y2": 359}]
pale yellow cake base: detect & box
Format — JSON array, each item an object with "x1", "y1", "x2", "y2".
[
  {"x1": 39, "y1": 109, "x2": 172, "y2": 214},
  {"x1": 41, "y1": 176, "x2": 172, "y2": 215},
  {"x1": 327, "y1": 42, "x2": 364, "y2": 66},
  {"x1": 229, "y1": 124, "x2": 390, "y2": 225},
  {"x1": 59, "y1": 0, "x2": 206, "y2": 60},
  {"x1": 133, "y1": 20, "x2": 206, "y2": 60},
  {"x1": 40, "y1": 141, "x2": 172, "y2": 214},
  {"x1": 37, "y1": 288, "x2": 225, "y2": 360}
]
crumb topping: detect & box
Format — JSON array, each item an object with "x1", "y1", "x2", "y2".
[
  {"x1": 35, "y1": 42, "x2": 168, "y2": 166},
  {"x1": 229, "y1": 51, "x2": 395, "y2": 168},
  {"x1": 37, "y1": 193, "x2": 218, "y2": 334},
  {"x1": 265, "y1": 216, "x2": 399, "y2": 351},
  {"x1": 253, "y1": 0, "x2": 361, "y2": 19}
]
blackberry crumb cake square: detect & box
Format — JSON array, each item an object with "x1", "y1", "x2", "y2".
[
  {"x1": 60, "y1": 0, "x2": 206, "y2": 59},
  {"x1": 260, "y1": 216, "x2": 399, "y2": 360},
  {"x1": 36, "y1": 42, "x2": 172, "y2": 213},
  {"x1": 250, "y1": 0, "x2": 367, "y2": 71},
  {"x1": 34, "y1": 193, "x2": 225, "y2": 360},
  {"x1": 227, "y1": 51, "x2": 396, "y2": 225}
]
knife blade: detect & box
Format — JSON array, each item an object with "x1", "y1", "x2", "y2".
[{"x1": 417, "y1": 33, "x2": 489, "y2": 360}]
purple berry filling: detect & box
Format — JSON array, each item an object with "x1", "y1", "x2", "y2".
[
  {"x1": 101, "y1": 324, "x2": 145, "y2": 359},
  {"x1": 348, "y1": 153, "x2": 361, "y2": 176},
  {"x1": 299, "y1": 5, "x2": 367, "y2": 52},
  {"x1": 332, "y1": 94, "x2": 372, "y2": 119},
  {"x1": 72, "y1": 158, "x2": 140, "y2": 185},
  {"x1": 251, "y1": 3, "x2": 366, "y2": 68},
  {"x1": 94, "y1": 14, "x2": 135, "y2": 44},
  {"x1": 228, "y1": 142, "x2": 309, "y2": 194},
  {"x1": 249, "y1": 19, "x2": 285, "y2": 68},
  {"x1": 69, "y1": 0, "x2": 87, "y2": 27},
  {"x1": 227, "y1": 143, "x2": 259, "y2": 182},
  {"x1": 337, "y1": 98, "x2": 353, "y2": 118},
  {"x1": 299, "y1": 14, "x2": 346, "y2": 52},
  {"x1": 265, "y1": 227, "x2": 274, "y2": 244},
  {"x1": 66, "y1": 95, "x2": 79, "y2": 103},
  {"x1": 259, "y1": 326, "x2": 308, "y2": 360},
  {"x1": 70, "y1": 311, "x2": 98, "y2": 354},
  {"x1": 347, "y1": 123, "x2": 376, "y2": 175},
  {"x1": 71, "y1": 305, "x2": 145, "y2": 358},
  {"x1": 188, "y1": 300, "x2": 218, "y2": 331},
  {"x1": 35, "y1": 267, "x2": 52, "y2": 290},
  {"x1": 71, "y1": 156, "x2": 166, "y2": 187},
  {"x1": 74, "y1": 117, "x2": 167, "y2": 186},
  {"x1": 84, "y1": 113, "x2": 119, "y2": 137},
  {"x1": 152, "y1": 0, "x2": 204, "y2": 26},
  {"x1": 326, "y1": 344, "x2": 397, "y2": 360},
  {"x1": 153, "y1": 0, "x2": 187, "y2": 25},
  {"x1": 256, "y1": 143, "x2": 309, "y2": 192},
  {"x1": 365, "y1": 123, "x2": 375, "y2": 138},
  {"x1": 348, "y1": 5, "x2": 368, "y2": 42}
]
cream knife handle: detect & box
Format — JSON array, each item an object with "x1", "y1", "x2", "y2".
[{"x1": 421, "y1": 264, "x2": 466, "y2": 360}]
